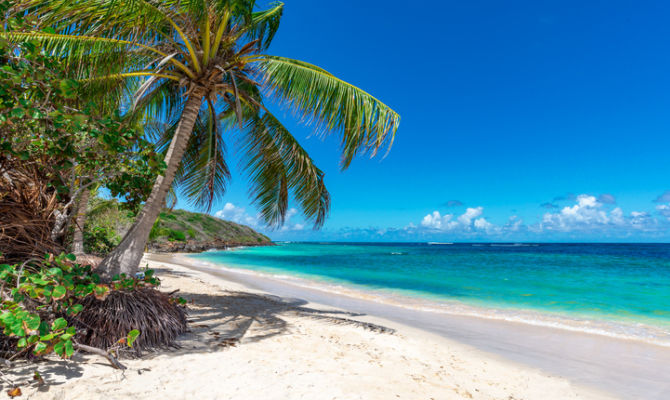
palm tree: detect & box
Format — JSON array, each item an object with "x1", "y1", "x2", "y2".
[{"x1": 8, "y1": 0, "x2": 400, "y2": 278}]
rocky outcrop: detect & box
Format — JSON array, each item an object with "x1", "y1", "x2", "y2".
[{"x1": 148, "y1": 238, "x2": 273, "y2": 253}]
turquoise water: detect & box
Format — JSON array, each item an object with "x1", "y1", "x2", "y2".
[{"x1": 190, "y1": 242, "x2": 670, "y2": 338}]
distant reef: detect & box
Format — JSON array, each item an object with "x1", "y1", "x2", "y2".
[{"x1": 147, "y1": 209, "x2": 273, "y2": 253}]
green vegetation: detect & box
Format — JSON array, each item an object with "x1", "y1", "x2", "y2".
[
  {"x1": 82, "y1": 196, "x2": 135, "y2": 255},
  {"x1": 0, "y1": 0, "x2": 396, "y2": 388},
  {"x1": 7, "y1": 0, "x2": 399, "y2": 277},
  {"x1": 149, "y1": 209, "x2": 271, "y2": 246},
  {"x1": 0, "y1": 13, "x2": 162, "y2": 263},
  {"x1": 0, "y1": 253, "x2": 161, "y2": 367},
  {"x1": 79, "y1": 195, "x2": 271, "y2": 255}
]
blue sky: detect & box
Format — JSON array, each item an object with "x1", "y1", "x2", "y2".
[{"x1": 177, "y1": 0, "x2": 670, "y2": 241}]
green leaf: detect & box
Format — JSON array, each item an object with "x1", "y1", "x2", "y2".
[
  {"x1": 93, "y1": 285, "x2": 109, "y2": 299},
  {"x1": 17, "y1": 338, "x2": 26, "y2": 348},
  {"x1": 65, "y1": 253, "x2": 77, "y2": 261},
  {"x1": 51, "y1": 317, "x2": 67, "y2": 331},
  {"x1": 52, "y1": 285, "x2": 66, "y2": 300},
  {"x1": 10, "y1": 322, "x2": 25, "y2": 337},
  {"x1": 33, "y1": 342, "x2": 47, "y2": 355},
  {"x1": 64, "y1": 339, "x2": 74, "y2": 357},
  {"x1": 24, "y1": 314, "x2": 40, "y2": 330},
  {"x1": 0, "y1": 312, "x2": 15, "y2": 324},
  {"x1": 10, "y1": 107, "x2": 24, "y2": 118},
  {"x1": 29, "y1": 275, "x2": 49, "y2": 285},
  {"x1": 127, "y1": 329, "x2": 140, "y2": 348},
  {"x1": 66, "y1": 304, "x2": 83, "y2": 316},
  {"x1": 53, "y1": 341, "x2": 64, "y2": 356},
  {"x1": 38, "y1": 321, "x2": 49, "y2": 336}
]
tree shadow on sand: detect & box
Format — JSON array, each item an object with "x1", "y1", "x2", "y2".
[
  {"x1": 0, "y1": 266, "x2": 395, "y2": 392},
  {"x1": 151, "y1": 288, "x2": 395, "y2": 358}
]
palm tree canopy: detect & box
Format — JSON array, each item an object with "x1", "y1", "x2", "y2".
[{"x1": 7, "y1": 0, "x2": 400, "y2": 228}]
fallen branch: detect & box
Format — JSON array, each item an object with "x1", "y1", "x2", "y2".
[{"x1": 73, "y1": 342, "x2": 126, "y2": 370}]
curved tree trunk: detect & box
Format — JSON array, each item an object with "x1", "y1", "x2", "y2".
[
  {"x1": 97, "y1": 91, "x2": 205, "y2": 280},
  {"x1": 72, "y1": 188, "x2": 90, "y2": 255}
]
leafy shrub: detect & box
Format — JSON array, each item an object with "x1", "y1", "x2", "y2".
[
  {"x1": 82, "y1": 196, "x2": 133, "y2": 256},
  {"x1": 186, "y1": 213, "x2": 202, "y2": 223},
  {"x1": 0, "y1": 253, "x2": 149, "y2": 360},
  {"x1": 187, "y1": 228, "x2": 197, "y2": 239},
  {"x1": 167, "y1": 230, "x2": 186, "y2": 242},
  {"x1": 159, "y1": 212, "x2": 177, "y2": 221},
  {"x1": 84, "y1": 226, "x2": 120, "y2": 255}
]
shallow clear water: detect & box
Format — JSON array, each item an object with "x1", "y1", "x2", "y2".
[{"x1": 190, "y1": 242, "x2": 670, "y2": 338}]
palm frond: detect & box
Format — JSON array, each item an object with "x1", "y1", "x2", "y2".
[
  {"x1": 23, "y1": 0, "x2": 177, "y2": 40},
  {"x1": 236, "y1": 2, "x2": 284, "y2": 50},
  {"x1": 241, "y1": 111, "x2": 330, "y2": 228},
  {"x1": 87, "y1": 198, "x2": 119, "y2": 218},
  {"x1": 256, "y1": 55, "x2": 400, "y2": 169},
  {"x1": 153, "y1": 104, "x2": 231, "y2": 212},
  {"x1": 179, "y1": 105, "x2": 231, "y2": 211}
]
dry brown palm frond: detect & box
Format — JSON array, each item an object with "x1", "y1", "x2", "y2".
[
  {"x1": 0, "y1": 159, "x2": 64, "y2": 264},
  {"x1": 70, "y1": 288, "x2": 187, "y2": 355}
]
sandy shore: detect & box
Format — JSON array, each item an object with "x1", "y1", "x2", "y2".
[{"x1": 2, "y1": 254, "x2": 611, "y2": 400}]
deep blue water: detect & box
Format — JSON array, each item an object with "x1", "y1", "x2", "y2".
[{"x1": 190, "y1": 242, "x2": 670, "y2": 333}]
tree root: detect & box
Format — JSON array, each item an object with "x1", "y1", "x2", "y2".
[{"x1": 73, "y1": 342, "x2": 127, "y2": 370}]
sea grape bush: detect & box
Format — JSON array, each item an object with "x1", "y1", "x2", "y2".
[
  {"x1": 0, "y1": 33, "x2": 165, "y2": 208},
  {"x1": 0, "y1": 253, "x2": 151, "y2": 359}
]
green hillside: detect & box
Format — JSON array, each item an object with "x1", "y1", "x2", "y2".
[
  {"x1": 148, "y1": 209, "x2": 272, "y2": 251},
  {"x1": 82, "y1": 196, "x2": 272, "y2": 255}
]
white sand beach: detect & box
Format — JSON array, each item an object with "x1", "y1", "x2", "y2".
[{"x1": 2, "y1": 254, "x2": 614, "y2": 400}]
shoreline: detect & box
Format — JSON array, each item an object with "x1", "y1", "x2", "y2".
[
  {"x1": 165, "y1": 252, "x2": 670, "y2": 400},
  {"x1": 11, "y1": 252, "x2": 611, "y2": 400},
  {"x1": 185, "y1": 251, "x2": 670, "y2": 348}
]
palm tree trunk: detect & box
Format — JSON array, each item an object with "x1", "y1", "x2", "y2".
[
  {"x1": 97, "y1": 91, "x2": 205, "y2": 280},
  {"x1": 72, "y1": 188, "x2": 90, "y2": 255}
]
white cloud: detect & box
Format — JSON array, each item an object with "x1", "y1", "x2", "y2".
[
  {"x1": 214, "y1": 202, "x2": 259, "y2": 227},
  {"x1": 420, "y1": 206, "x2": 492, "y2": 233},
  {"x1": 504, "y1": 215, "x2": 523, "y2": 232},
  {"x1": 280, "y1": 208, "x2": 306, "y2": 231},
  {"x1": 215, "y1": 204, "x2": 307, "y2": 232},
  {"x1": 656, "y1": 204, "x2": 670, "y2": 219},
  {"x1": 458, "y1": 207, "x2": 483, "y2": 226},
  {"x1": 540, "y1": 195, "x2": 610, "y2": 231},
  {"x1": 610, "y1": 207, "x2": 625, "y2": 225},
  {"x1": 421, "y1": 211, "x2": 455, "y2": 230},
  {"x1": 539, "y1": 195, "x2": 664, "y2": 234},
  {"x1": 410, "y1": 193, "x2": 669, "y2": 240},
  {"x1": 474, "y1": 217, "x2": 492, "y2": 230}
]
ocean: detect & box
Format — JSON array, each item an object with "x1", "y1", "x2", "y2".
[{"x1": 188, "y1": 242, "x2": 670, "y2": 345}]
